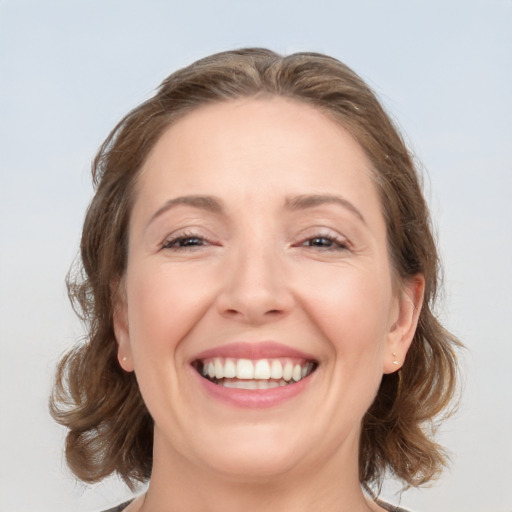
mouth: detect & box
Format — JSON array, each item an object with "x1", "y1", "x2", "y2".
[{"x1": 192, "y1": 357, "x2": 317, "y2": 389}]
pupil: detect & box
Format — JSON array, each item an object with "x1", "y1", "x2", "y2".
[{"x1": 182, "y1": 237, "x2": 200, "y2": 246}]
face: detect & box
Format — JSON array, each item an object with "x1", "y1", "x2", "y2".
[{"x1": 114, "y1": 98, "x2": 422, "y2": 482}]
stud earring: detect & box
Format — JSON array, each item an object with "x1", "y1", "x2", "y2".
[
  {"x1": 122, "y1": 356, "x2": 127, "y2": 362},
  {"x1": 392, "y1": 352, "x2": 399, "y2": 365}
]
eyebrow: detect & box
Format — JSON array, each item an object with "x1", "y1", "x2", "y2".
[
  {"x1": 147, "y1": 193, "x2": 366, "y2": 227},
  {"x1": 147, "y1": 195, "x2": 224, "y2": 226},
  {"x1": 285, "y1": 194, "x2": 366, "y2": 224}
]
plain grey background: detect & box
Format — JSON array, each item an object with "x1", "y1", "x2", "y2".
[{"x1": 1, "y1": 1, "x2": 511, "y2": 511}]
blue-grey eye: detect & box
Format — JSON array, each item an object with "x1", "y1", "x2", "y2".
[{"x1": 163, "y1": 235, "x2": 207, "y2": 249}]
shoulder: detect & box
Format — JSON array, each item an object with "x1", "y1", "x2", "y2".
[{"x1": 100, "y1": 500, "x2": 134, "y2": 512}]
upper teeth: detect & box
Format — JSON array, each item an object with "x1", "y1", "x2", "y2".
[{"x1": 199, "y1": 358, "x2": 314, "y2": 383}]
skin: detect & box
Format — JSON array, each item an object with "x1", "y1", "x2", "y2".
[{"x1": 114, "y1": 97, "x2": 424, "y2": 512}]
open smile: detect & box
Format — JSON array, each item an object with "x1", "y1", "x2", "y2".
[
  {"x1": 193, "y1": 357, "x2": 317, "y2": 389},
  {"x1": 190, "y1": 342, "x2": 318, "y2": 407}
]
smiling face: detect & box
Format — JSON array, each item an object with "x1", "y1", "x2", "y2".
[{"x1": 114, "y1": 97, "x2": 422, "y2": 484}]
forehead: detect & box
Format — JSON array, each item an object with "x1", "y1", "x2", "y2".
[{"x1": 137, "y1": 97, "x2": 379, "y2": 201}]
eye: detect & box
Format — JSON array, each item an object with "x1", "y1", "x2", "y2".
[
  {"x1": 162, "y1": 232, "x2": 210, "y2": 250},
  {"x1": 299, "y1": 234, "x2": 349, "y2": 251}
]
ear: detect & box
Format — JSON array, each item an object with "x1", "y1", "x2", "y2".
[
  {"x1": 112, "y1": 278, "x2": 134, "y2": 372},
  {"x1": 383, "y1": 274, "x2": 425, "y2": 374}
]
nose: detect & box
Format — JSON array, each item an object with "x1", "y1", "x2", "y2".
[{"x1": 216, "y1": 245, "x2": 294, "y2": 324}]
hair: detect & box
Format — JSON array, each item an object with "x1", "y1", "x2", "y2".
[{"x1": 50, "y1": 48, "x2": 461, "y2": 490}]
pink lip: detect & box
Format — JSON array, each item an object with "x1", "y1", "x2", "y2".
[
  {"x1": 190, "y1": 342, "x2": 317, "y2": 409},
  {"x1": 192, "y1": 341, "x2": 315, "y2": 361},
  {"x1": 194, "y1": 370, "x2": 314, "y2": 409}
]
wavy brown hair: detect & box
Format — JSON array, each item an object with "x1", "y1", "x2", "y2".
[{"x1": 50, "y1": 48, "x2": 461, "y2": 490}]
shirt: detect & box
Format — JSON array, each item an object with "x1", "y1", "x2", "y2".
[{"x1": 101, "y1": 497, "x2": 413, "y2": 511}]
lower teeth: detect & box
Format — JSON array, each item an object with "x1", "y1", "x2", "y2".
[{"x1": 217, "y1": 379, "x2": 289, "y2": 389}]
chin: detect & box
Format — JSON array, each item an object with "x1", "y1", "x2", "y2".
[
  {"x1": 187, "y1": 423, "x2": 315, "y2": 481},
  {"x1": 203, "y1": 447, "x2": 305, "y2": 482}
]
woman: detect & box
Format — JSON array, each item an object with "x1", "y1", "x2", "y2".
[{"x1": 51, "y1": 48, "x2": 460, "y2": 512}]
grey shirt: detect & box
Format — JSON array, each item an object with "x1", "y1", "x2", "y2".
[{"x1": 101, "y1": 497, "x2": 413, "y2": 512}]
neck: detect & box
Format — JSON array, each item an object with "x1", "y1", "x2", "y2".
[{"x1": 139, "y1": 429, "x2": 377, "y2": 512}]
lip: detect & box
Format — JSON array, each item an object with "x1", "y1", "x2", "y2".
[
  {"x1": 191, "y1": 341, "x2": 316, "y2": 361},
  {"x1": 193, "y1": 369, "x2": 314, "y2": 408},
  {"x1": 190, "y1": 342, "x2": 317, "y2": 408}
]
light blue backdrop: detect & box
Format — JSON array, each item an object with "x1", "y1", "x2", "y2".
[{"x1": 1, "y1": 1, "x2": 511, "y2": 511}]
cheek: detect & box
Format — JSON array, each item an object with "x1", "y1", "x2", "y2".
[
  {"x1": 298, "y1": 266, "x2": 393, "y2": 358},
  {"x1": 123, "y1": 263, "x2": 217, "y2": 417},
  {"x1": 125, "y1": 262, "x2": 217, "y2": 356}
]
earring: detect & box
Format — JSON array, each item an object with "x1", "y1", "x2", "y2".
[
  {"x1": 392, "y1": 352, "x2": 399, "y2": 365},
  {"x1": 122, "y1": 356, "x2": 127, "y2": 362}
]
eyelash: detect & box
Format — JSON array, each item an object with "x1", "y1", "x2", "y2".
[
  {"x1": 161, "y1": 232, "x2": 350, "y2": 252},
  {"x1": 162, "y1": 232, "x2": 211, "y2": 250},
  {"x1": 298, "y1": 234, "x2": 350, "y2": 251}
]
